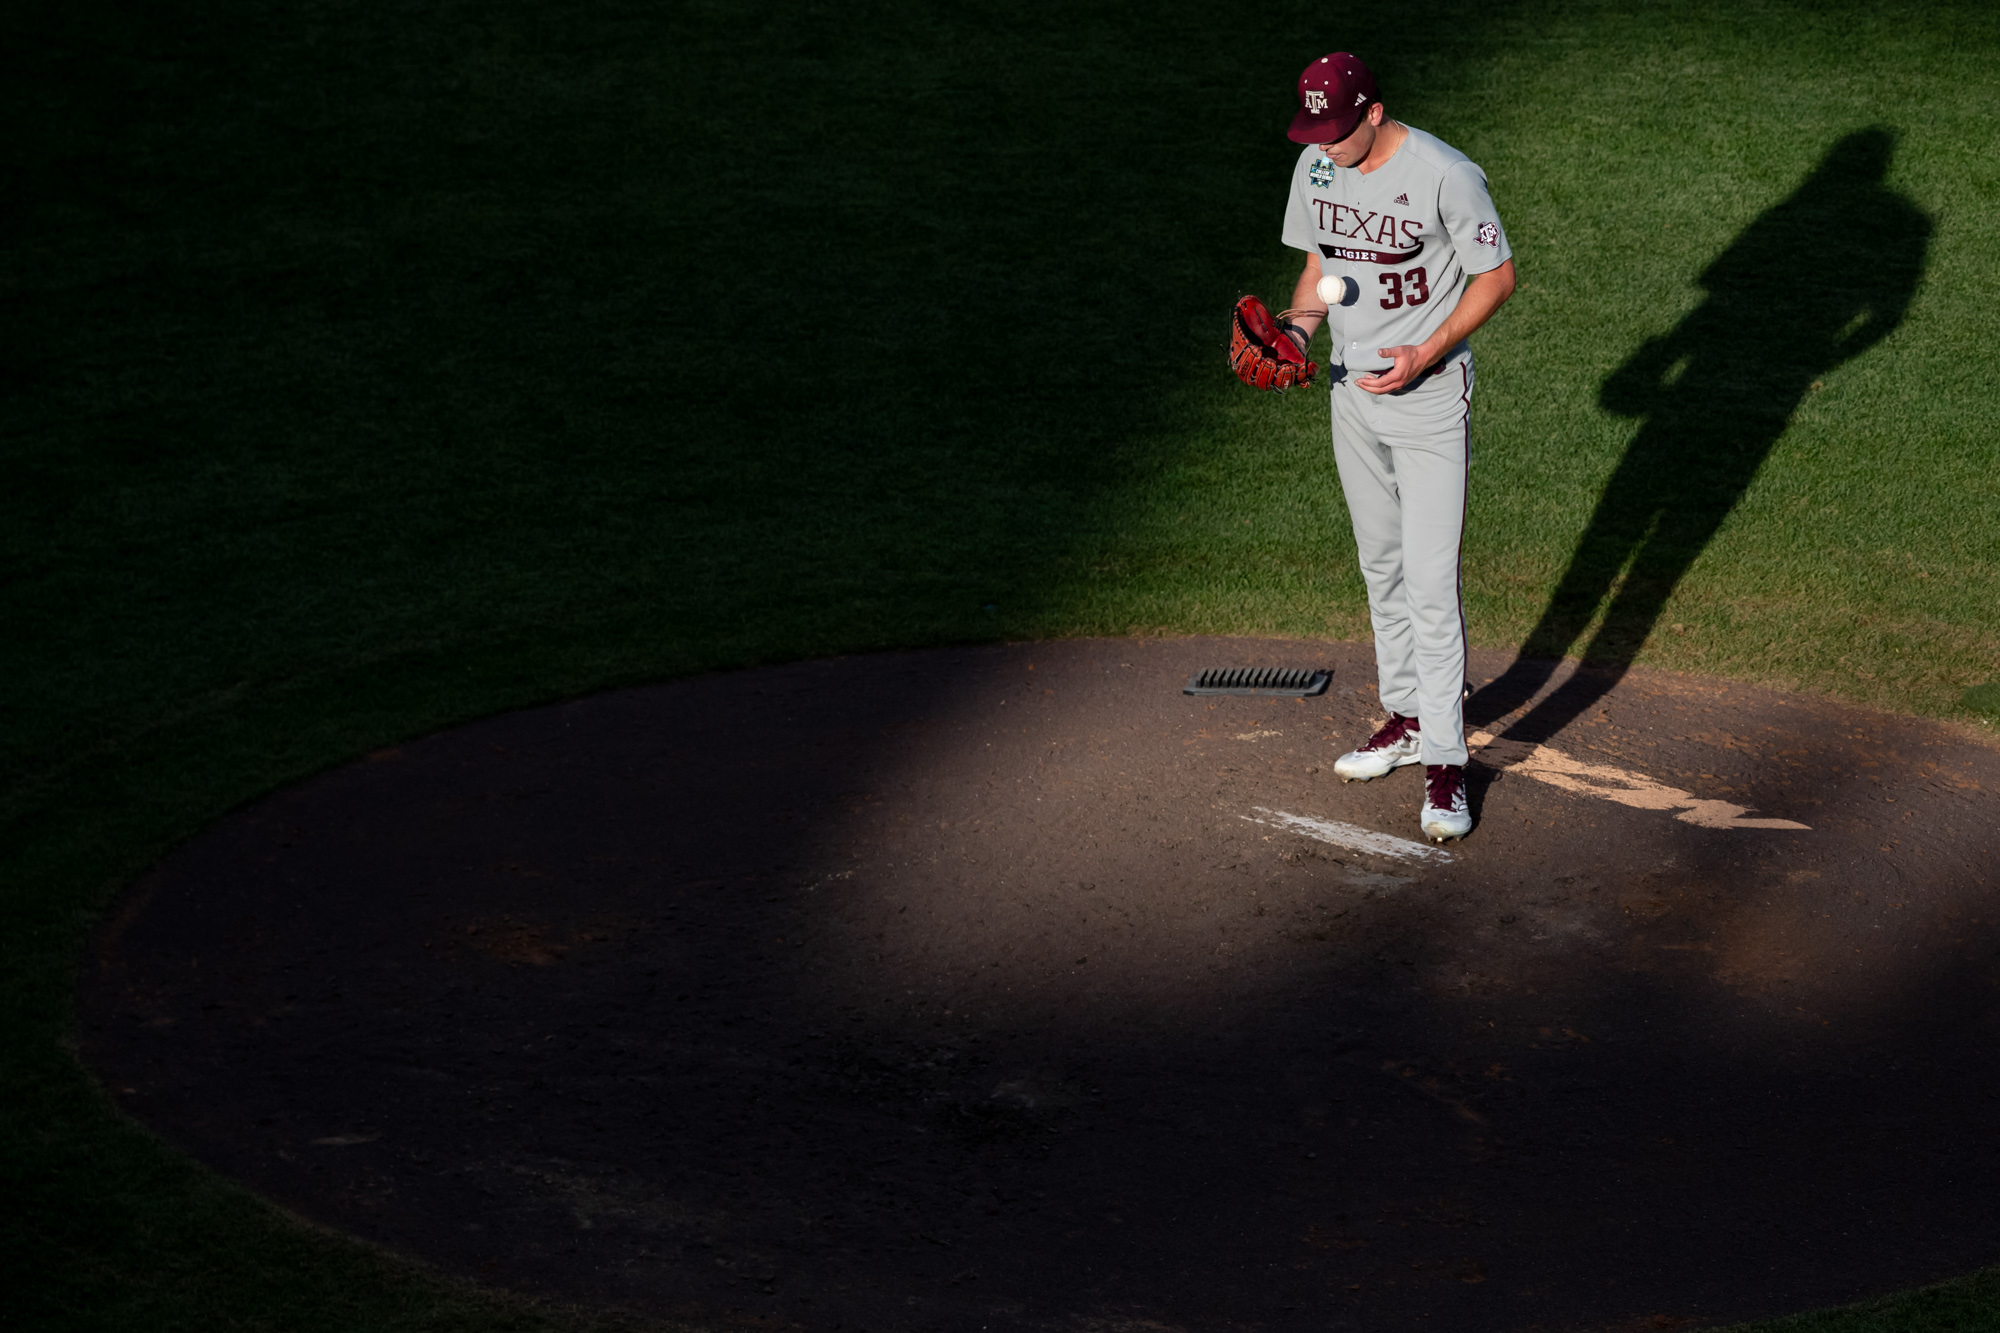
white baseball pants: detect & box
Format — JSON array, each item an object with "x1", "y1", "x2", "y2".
[{"x1": 1328, "y1": 352, "x2": 1474, "y2": 767}]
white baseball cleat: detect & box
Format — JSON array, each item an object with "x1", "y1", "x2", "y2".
[
  {"x1": 1420, "y1": 764, "x2": 1472, "y2": 842},
  {"x1": 1333, "y1": 713, "x2": 1423, "y2": 782}
]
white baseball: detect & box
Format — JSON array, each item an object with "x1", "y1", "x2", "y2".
[{"x1": 1316, "y1": 274, "x2": 1353, "y2": 307}]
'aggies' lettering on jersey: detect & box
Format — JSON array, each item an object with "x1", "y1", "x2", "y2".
[{"x1": 1320, "y1": 239, "x2": 1425, "y2": 265}]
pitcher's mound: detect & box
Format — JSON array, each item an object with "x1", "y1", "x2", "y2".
[{"x1": 83, "y1": 638, "x2": 2000, "y2": 1331}]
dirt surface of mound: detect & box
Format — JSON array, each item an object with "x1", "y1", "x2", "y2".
[{"x1": 82, "y1": 638, "x2": 2000, "y2": 1331}]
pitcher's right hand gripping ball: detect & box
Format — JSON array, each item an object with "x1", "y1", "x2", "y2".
[{"x1": 1228, "y1": 295, "x2": 1317, "y2": 391}]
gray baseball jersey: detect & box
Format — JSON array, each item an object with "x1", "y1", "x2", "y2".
[{"x1": 1281, "y1": 126, "x2": 1511, "y2": 372}]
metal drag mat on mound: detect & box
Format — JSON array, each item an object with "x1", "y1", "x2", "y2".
[{"x1": 83, "y1": 638, "x2": 2000, "y2": 1332}]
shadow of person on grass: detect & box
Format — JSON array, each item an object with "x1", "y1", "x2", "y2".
[{"x1": 1470, "y1": 127, "x2": 1930, "y2": 743}]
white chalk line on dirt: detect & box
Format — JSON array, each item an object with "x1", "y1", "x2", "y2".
[
  {"x1": 1243, "y1": 736, "x2": 1806, "y2": 855},
  {"x1": 1467, "y1": 731, "x2": 1810, "y2": 831},
  {"x1": 1242, "y1": 808, "x2": 1453, "y2": 862}
]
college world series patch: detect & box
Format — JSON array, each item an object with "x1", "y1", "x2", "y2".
[{"x1": 1308, "y1": 156, "x2": 1336, "y2": 189}]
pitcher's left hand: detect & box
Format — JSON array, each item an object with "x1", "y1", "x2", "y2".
[{"x1": 1357, "y1": 344, "x2": 1431, "y2": 394}]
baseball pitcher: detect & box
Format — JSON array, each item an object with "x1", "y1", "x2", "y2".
[{"x1": 1276, "y1": 52, "x2": 1516, "y2": 842}]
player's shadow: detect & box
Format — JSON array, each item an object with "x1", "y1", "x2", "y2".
[{"x1": 1469, "y1": 127, "x2": 1929, "y2": 742}]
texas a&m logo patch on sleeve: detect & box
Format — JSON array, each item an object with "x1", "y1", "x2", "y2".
[{"x1": 1475, "y1": 221, "x2": 1499, "y2": 247}]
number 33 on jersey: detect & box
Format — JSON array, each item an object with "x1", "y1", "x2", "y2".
[
  {"x1": 1378, "y1": 266, "x2": 1430, "y2": 309},
  {"x1": 1282, "y1": 126, "x2": 1511, "y2": 372}
]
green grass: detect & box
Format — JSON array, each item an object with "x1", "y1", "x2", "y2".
[
  {"x1": 6, "y1": 0, "x2": 2000, "y2": 1327},
  {"x1": 1963, "y1": 683, "x2": 2000, "y2": 720}
]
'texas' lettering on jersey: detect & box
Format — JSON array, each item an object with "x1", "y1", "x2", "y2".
[{"x1": 1311, "y1": 199, "x2": 1424, "y2": 266}]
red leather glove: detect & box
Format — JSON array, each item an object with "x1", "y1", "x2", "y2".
[{"x1": 1228, "y1": 295, "x2": 1318, "y2": 391}]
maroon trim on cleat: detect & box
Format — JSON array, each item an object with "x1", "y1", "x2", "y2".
[
  {"x1": 1424, "y1": 763, "x2": 1465, "y2": 807},
  {"x1": 1357, "y1": 713, "x2": 1420, "y2": 753}
]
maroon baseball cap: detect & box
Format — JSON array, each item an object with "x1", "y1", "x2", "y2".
[{"x1": 1287, "y1": 52, "x2": 1379, "y2": 144}]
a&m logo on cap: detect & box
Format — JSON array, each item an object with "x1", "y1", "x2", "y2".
[{"x1": 1304, "y1": 89, "x2": 1328, "y2": 112}]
